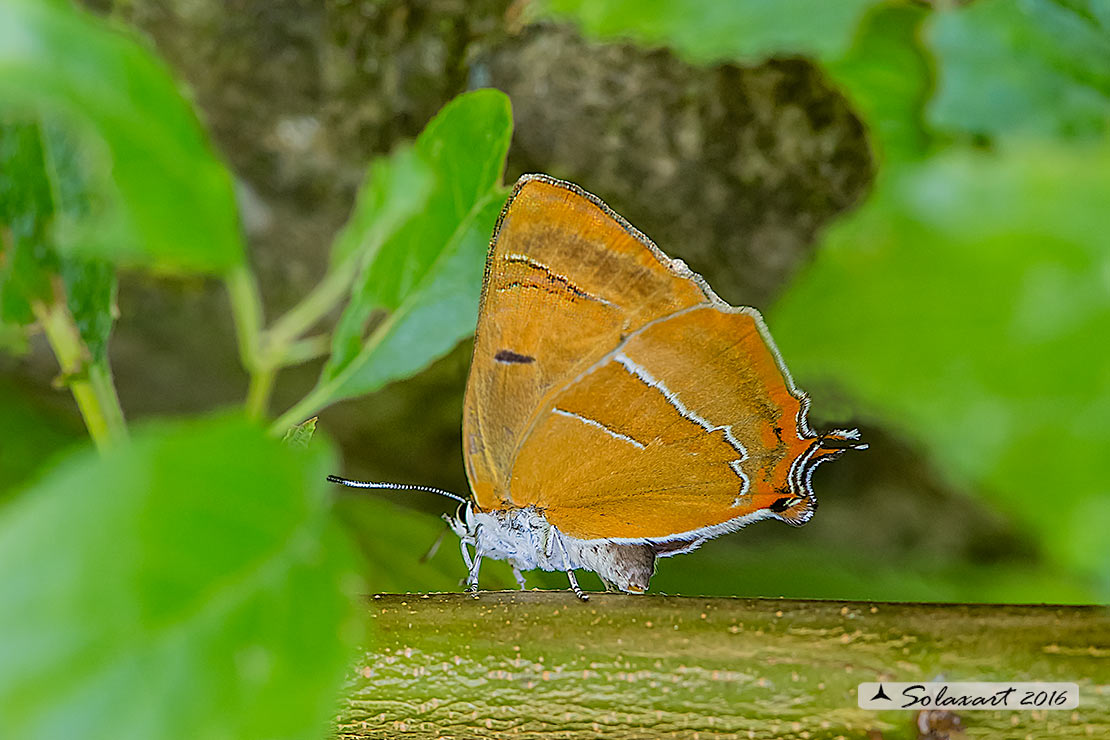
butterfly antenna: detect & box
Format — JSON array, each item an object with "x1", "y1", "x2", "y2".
[{"x1": 326, "y1": 475, "x2": 469, "y2": 505}]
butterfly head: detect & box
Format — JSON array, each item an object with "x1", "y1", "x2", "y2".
[{"x1": 446, "y1": 500, "x2": 478, "y2": 540}]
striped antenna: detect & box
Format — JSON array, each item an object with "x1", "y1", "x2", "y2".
[{"x1": 325, "y1": 475, "x2": 468, "y2": 505}]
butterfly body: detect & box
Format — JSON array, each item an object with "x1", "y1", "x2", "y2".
[{"x1": 447, "y1": 506, "x2": 656, "y2": 595}]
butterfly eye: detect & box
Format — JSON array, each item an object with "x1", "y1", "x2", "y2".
[{"x1": 455, "y1": 502, "x2": 470, "y2": 526}]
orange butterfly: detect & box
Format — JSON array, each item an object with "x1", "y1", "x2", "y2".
[{"x1": 331, "y1": 175, "x2": 865, "y2": 598}]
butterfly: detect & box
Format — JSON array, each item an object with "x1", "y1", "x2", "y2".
[{"x1": 330, "y1": 174, "x2": 865, "y2": 599}]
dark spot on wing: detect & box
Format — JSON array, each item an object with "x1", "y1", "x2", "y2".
[
  {"x1": 769, "y1": 497, "x2": 792, "y2": 513},
  {"x1": 494, "y1": 349, "x2": 535, "y2": 364},
  {"x1": 773, "y1": 426, "x2": 784, "y2": 442}
]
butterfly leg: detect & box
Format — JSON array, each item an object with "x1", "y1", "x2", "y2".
[
  {"x1": 419, "y1": 523, "x2": 450, "y2": 563},
  {"x1": 554, "y1": 535, "x2": 589, "y2": 601},
  {"x1": 466, "y1": 552, "x2": 484, "y2": 598},
  {"x1": 512, "y1": 566, "x2": 528, "y2": 590},
  {"x1": 564, "y1": 568, "x2": 588, "y2": 601},
  {"x1": 458, "y1": 539, "x2": 474, "y2": 570}
]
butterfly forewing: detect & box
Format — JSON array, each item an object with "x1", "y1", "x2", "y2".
[{"x1": 463, "y1": 177, "x2": 707, "y2": 509}]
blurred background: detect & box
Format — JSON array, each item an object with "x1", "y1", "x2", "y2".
[{"x1": 2, "y1": 0, "x2": 1108, "y2": 603}]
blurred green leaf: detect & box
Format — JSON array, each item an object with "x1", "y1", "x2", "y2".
[
  {"x1": 539, "y1": 0, "x2": 883, "y2": 63},
  {"x1": 0, "y1": 0, "x2": 243, "y2": 273},
  {"x1": 772, "y1": 142, "x2": 1110, "y2": 587},
  {"x1": 59, "y1": 257, "x2": 115, "y2": 364},
  {"x1": 0, "y1": 119, "x2": 56, "y2": 324},
  {"x1": 281, "y1": 416, "x2": 317, "y2": 448},
  {"x1": 0, "y1": 414, "x2": 363, "y2": 740},
  {"x1": 283, "y1": 90, "x2": 512, "y2": 423},
  {"x1": 825, "y1": 2, "x2": 934, "y2": 163},
  {"x1": 1, "y1": 118, "x2": 117, "y2": 362},
  {"x1": 44, "y1": 120, "x2": 118, "y2": 363},
  {"x1": 929, "y1": 0, "x2": 1110, "y2": 139}
]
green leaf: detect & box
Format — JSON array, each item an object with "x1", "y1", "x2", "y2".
[
  {"x1": 358, "y1": 91, "x2": 512, "y2": 311},
  {"x1": 45, "y1": 120, "x2": 118, "y2": 363},
  {"x1": 0, "y1": 414, "x2": 363, "y2": 740},
  {"x1": 538, "y1": 0, "x2": 884, "y2": 63},
  {"x1": 0, "y1": 118, "x2": 56, "y2": 324},
  {"x1": 327, "y1": 194, "x2": 505, "y2": 404},
  {"x1": 321, "y1": 146, "x2": 435, "y2": 376},
  {"x1": 771, "y1": 142, "x2": 1110, "y2": 588},
  {"x1": 281, "y1": 416, "x2": 318, "y2": 448},
  {"x1": 929, "y1": 0, "x2": 1110, "y2": 139},
  {"x1": 278, "y1": 90, "x2": 512, "y2": 425},
  {"x1": 825, "y1": 2, "x2": 934, "y2": 163},
  {"x1": 0, "y1": 0, "x2": 243, "y2": 272},
  {"x1": 59, "y1": 257, "x2": 115, "y2": 364},
  {"x1": 1, "y1": 118, "x2": 118, "y2": 362}
]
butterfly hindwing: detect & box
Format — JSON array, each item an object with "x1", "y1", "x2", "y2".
[{"x1": 508, "y1": 306, "x2": 819, "y2": 540}]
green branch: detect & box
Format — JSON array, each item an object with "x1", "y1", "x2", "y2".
[
  {"x1": 339, "y1": 593, "x2": 1109, "y2": 739},
  {"x1": 279, "y1": 333, "x2": 333, "y2": 367},
  {"x1": 223, "y1": 263, "x2": 271, "y2": 419},
  {"x1": 33, "y1": 297, "x2": 127, "y2": 450}
]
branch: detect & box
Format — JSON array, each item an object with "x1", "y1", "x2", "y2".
[
  {"x1": 339, "y1": 593, "x2": 1108, "y2": 739},
  {"x1": 32, "y1": 296, "x2": 127, "y2": 449}
]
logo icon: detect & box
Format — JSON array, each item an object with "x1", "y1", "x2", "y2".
[{"x1": 870, "y1": 684, "x2": 892, "y2": 702}]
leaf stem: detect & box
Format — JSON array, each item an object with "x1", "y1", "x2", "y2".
[
  {"x1": 33, "y1": 298, "x2": 127, "y2": 450},
  {"x1": 245, "y1": 366, "x2": 276, "y2": 420},
  {"x1": 224, "y1": 263, "x2": 264, "y2": 370},
  {"x1": 87, "y1": 362, "x2": 127, "y2": 440},
  {"x1": 280, "y1": 333, "x2": 333, "y2": 367},
  {"x1": 264, "y1": 261, "x2": 357, "y2": 354},
  {"x1": 224, "y1": 263, "x2": 270, "y2": 419}
]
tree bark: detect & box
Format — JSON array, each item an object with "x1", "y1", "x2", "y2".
[{"x1": 338, "y1": 593, "x2": 1109, "y2": 739}]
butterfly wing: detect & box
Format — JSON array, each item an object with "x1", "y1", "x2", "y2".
[
  {"x1": 508, "y1": 305, "x2": 833, "y2": 541},
  {"x1": 464, "y1": 175, "x2": 856, "y2": 540},
  {"x1": 463, "y1": 176, "x2": 708, "y2": 509}
]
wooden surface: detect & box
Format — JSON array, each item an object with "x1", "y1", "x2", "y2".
[{"x1": 337, "y1": 592, "x2": 1109, "y2": 739}]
